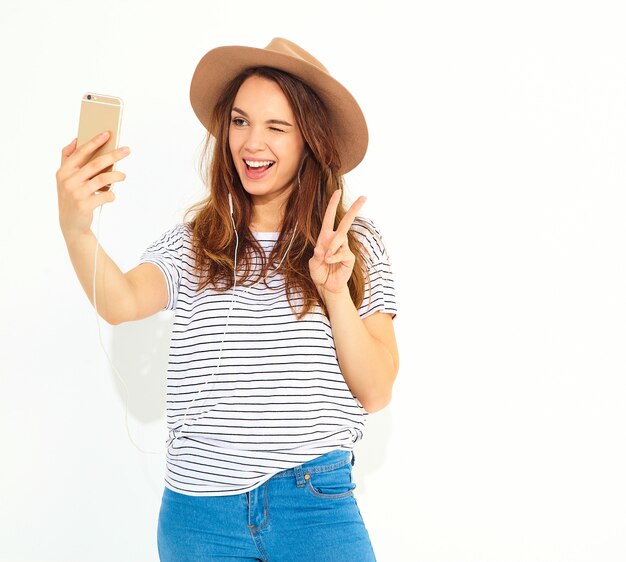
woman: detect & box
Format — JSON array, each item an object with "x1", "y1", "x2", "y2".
[{"x1": 57, "y1": 38, "x2": 398, "y2": 562}]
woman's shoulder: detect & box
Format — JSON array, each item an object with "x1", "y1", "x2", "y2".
[
  {"x1": 164, "y1": 221, "x2": 194, "y2": 243},
  {"x1": 142, "y1": 221, "x2": 193, "y2": 256},
  {"x1": 351, "y1": 215, "x2": 381, "y2": 237},
  {"x1": 350, "y1": 215, "x2": 389, "y2": 260}
]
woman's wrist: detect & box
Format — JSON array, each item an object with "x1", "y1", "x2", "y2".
[{"x1": 316, "y1": 284, "x2": 351, "y2": 307}]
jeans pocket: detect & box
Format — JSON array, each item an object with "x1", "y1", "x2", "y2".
[{"x1": 305, "y1": 461, "x2": 356, "y2": 499}]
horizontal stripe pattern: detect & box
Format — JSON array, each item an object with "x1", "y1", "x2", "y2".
[{"x1": 139, "y1": 216, "x2": 397, "y2": 496}]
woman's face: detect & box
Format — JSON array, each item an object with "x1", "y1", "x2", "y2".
[{"x1": 229, "y1": 75, "x2": 305, "y2": 208}]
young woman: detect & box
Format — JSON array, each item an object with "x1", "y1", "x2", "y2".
[{"x1": 57, "y1": 37, "x2": 398, "y2": 562}]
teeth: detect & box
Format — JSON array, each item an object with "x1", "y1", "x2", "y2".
[{"x1": 245, "y1": 160, "x2": 274, "y2": 168}]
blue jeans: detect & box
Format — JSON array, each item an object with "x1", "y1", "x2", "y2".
[{"x1": 157, "y1": 449, "x2": 377, "y2": 561}]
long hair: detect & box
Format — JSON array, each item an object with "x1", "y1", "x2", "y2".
[{"x1": 182, "y1": 66, "x2": 369, "y2": 319}]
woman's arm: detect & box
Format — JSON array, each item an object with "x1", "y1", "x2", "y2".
[
  {"x1": 309, "y1": 189, "x2": 399, "y2": 413},
  {"x1": 321, "y1": 288, "x2": 399, "y2": 413}
]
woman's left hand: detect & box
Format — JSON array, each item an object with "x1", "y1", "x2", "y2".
[{"x1": 309, "y1": 189, "x2": 367, "y2": 298}]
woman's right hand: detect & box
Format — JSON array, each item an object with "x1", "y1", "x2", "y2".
[{"x1": 56, "y1": 130, "x2": 130, "y2": 241}]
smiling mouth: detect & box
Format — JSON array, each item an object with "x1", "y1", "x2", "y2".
[
  {"x1": 244, "y1": 160, "x2": 275, "y2": 171},
  {"x1": 242, "y1": 159, "x2": 276, "y2": 180}
]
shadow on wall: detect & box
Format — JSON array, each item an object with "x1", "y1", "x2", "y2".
[
  {"x1": 104, "y1": 310, "x2": 393, "y2": 497},
  {"x1": 108, "y1": 312, "x2": 172, "y2": 424},
  {"x1": 352, "y1": 406, "x2": 393, "y2": 495}
]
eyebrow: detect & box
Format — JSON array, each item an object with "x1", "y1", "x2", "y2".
[{"x1": 231, "y1": 106, "x2": 293, "y2": 127}]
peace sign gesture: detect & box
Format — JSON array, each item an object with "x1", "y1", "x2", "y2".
[{"x1": 309, "y1": 189, "x2": 367, "y2": 297}]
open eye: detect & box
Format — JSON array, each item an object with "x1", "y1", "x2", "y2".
[{"x1": 231, "y1": 117, "x2": 247, "y2": 126}]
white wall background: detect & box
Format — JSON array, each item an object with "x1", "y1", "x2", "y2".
[{"x1": 1, "y1": 0, "x2": 625, "y2": 560}]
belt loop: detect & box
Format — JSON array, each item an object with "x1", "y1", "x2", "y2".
[{"x1": 294, "y1": 463, "x2": 306, "y2": 487}]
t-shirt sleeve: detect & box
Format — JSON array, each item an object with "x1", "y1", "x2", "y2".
[
  {"x1": 352, "y1": 217, "x2": 398, "y2": 320},
  {"x1": 138, "y1": 224, "x2": 186, "y2": 311}
]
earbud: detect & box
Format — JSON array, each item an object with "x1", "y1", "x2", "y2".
[{"x1": 228, "y1": 192, "x2": 234, "y2": 216}]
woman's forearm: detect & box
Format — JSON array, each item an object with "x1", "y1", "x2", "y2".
[
  {"x1": 63, "y1": 230, "x2": 135, "y2": 325},
  {"x1": 321, "y1": 288, "x2": 396, "y2": 413}
]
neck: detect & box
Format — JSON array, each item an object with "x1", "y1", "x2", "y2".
[
  {"x1": 249, "y1": 187, "x2": 294, "y2": 232},
  {"x1": 250, "y1": 221, "x2": 281, "y2": 233},
  {"x1": 250, "y1": 210, "x2": 283, "y2": 232}
]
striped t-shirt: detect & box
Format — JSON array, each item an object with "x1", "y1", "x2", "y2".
[{"x1": 139, "y1": 216, "x2": 397, "y2": 496}]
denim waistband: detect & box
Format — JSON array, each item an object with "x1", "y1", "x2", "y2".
[{"x1": 270, "y1": 449, "x2": 354, "y2": 480}]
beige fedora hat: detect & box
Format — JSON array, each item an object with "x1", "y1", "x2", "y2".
[{"x1": 189, "y1": 37, "x2": 368, "y2": 174}]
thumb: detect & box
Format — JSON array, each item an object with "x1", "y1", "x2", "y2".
[{"x1": 61, "y1": 137, "x2": 78, "y2": 160}]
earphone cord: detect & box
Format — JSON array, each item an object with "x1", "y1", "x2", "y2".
[
  {"x1": 92, "y1": 199, "x2": 298, "y2": 456},
  {"x1": 169, "y1": 215, "x2": 299, "y2": 445},
  {"x1": 168, "y1": 211, "x2": 241, "y2": 446},
  {"x1": 93, "y1": 203, "x2": 163, "y2": 455}
]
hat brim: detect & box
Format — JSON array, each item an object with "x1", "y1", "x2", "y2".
[{"x1": 189, "y1": 44, "x2": 368, "y2": 174}]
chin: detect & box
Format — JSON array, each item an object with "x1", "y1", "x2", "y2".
[{"x1": 239, "y1": 183, "x2": 270, "y2": 197}]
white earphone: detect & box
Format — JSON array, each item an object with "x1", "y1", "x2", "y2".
[
  {"x1": 167, "y1": 190, "x2": 298, "y2": 448},
  {"x1": 91, "y1": 188, "x2": 299, "y2": 455}
]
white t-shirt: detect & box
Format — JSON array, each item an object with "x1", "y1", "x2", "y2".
[{"x1": 139, "y1": 216, "x2": 397, "y2": 496}]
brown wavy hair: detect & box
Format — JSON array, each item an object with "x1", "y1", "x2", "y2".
[{"x1": 182, "y1": 66, "x2": 370, "y2": 319}]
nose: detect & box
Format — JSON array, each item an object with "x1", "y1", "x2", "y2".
[{"x1": 243, "y1": 124, "x2": 267, "y2": 153}]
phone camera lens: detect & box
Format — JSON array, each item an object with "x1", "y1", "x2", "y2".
[{"x1": 87, "y1": 94, "x2": 92, "y2": 100}]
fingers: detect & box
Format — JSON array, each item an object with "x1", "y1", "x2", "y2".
[
  {"x1": 321, "y1": 190, "x2": 367, "y2": 237},
  {"x1": 314, "y1": 235, "x2": 352, "y2": 264},
  {"x1": 61, "y1": 137, "x2": 78, "y2": 164},
  {"x1": 321, "y1": 188, "x2": 342, "y2": 232},
  {"x1": 88, "y1": 188, "x2": 117, "y2": 211},
  {"x1": 312, "y1": 243, "x2": 326, "y2": 261},
  {"x1": 321, "y1": 197, "x2": 365, "y2": 257},
  {"x1": 336, "y1": 195, "x2": 367, "y2": 236},
  {"x1": 75, "y1": 146, "x2": 130, "y2": 189},
  {"x1": 314, "y1": 191, "x2": 367, "y2": 262},
  {"x1": 324, "y1": 232, "x2": 350, "y2": 259},
  {"x1": 312, "y1": 240, "x2": 348, "y2": 266},
  {"x1": 65, "y1": 130, "x2": 109, "y2": 167},
  {"x1": 78, "y1": 169, "x2": 127, "y2": 198},
  {"x1": 78, "y1": 130, "x2": 111, "y2": 159},
  {"x1": 65, "y1": 130, "x2": 129, "y2": 177},
  {"x1": 323, "y1": 243, "x2": 354, "y2": 265}
]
